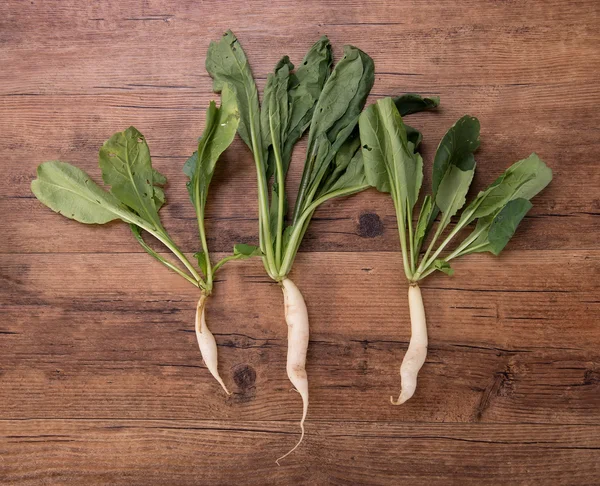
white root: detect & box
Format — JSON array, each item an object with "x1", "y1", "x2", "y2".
[
  {"x1": 195, "y1": 294, "x2": 231, "y2": 395},
  {"x1": 391, "y1": 283, "x2": 428, "y2": 405},
  {"x1": 276, "y1": 277, "x2": 309, "y2": 465}
]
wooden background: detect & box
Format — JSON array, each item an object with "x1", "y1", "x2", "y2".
[{"x1": 1, "y1": 1, "x2": 599, "y2": 484}]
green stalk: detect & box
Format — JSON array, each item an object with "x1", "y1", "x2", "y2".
[
  {"x1": 270, "y1": 115, "x2": 286, "y2": 269},
  {"x1": 131, "y1": 227, "x2": 200, "y2": 288},
  {"x1": 415, "y1": 222, "x2": 464, "y2": 279},
  {"x1": 212, "y1": 254, "x2": 242, "y2": 274},
  {"x1": 406, "y1": 202, "x2": 416, "y2": 274},
  {"x1": 455, "y1": 241, "x2": 489, "y2": 256},
  {"x1": 279, "y1": 185, "x2": 369, "y2": 278},
  {"x1": 389, "y1": 172, "x2": 412, "y2": 281},
  {"x1": 292, "y1": 145, "x2": 318, "y2": 225},
  {"x1": 444, "y1": 225, "x2": 488, "y2": 262},
  {"x1": 129, "y1": 215, "x2": 203, "y2": 285},
  {"x1": 196, "y1": 205, "x2": 213, "y2": 291},
  {"x1": 416, "y1": 210, "x2": 450, "y2": 275},
  {"x1": 249, "y1": 129, "x2": 277, "y2": 278}
]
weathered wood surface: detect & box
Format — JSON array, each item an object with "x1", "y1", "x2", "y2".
[{"x1": 1, "y1": 0, "x2": 599, "y2": 484}]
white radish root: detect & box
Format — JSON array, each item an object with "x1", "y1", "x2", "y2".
[
  {"x1": 276, "y1": 277, "x2": 309, "y2": 465},
  {"x1": 195, "y1": 294, "x2": 231, "y2": 395},
  {"x1": 391, "y1": 283, "x2": 428, "y2": 405}
]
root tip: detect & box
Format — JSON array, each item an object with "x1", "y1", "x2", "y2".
[{"x1": 390, "y1": 393, "x2": 409, "y2": 406}]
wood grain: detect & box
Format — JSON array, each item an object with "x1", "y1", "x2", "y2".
[{"x1": 1, "y1": 0, "x2": 599, "y2": 484}]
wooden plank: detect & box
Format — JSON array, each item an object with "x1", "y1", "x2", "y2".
[
  {"x1": 1, "y1": 420, "x2": 599, "y2": 485},
  {"x1": 1, "y1": 251, "x2": 598, "y2": 423},
  {"x1": 2, "y1": 0, "x2": 599, "y2": 482}
]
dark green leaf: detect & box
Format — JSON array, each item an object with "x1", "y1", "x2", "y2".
[
  {"x1": 293, "y1": 45, "x2": 374, "y2": 221},
  {"x1": 432, "y1": 115, "x2": 480, "y2": 197},
  {"x1": 405, "y1": 124, "x2": 423, "y2": 150},
  {"x1": 393, "y1": 94, "x2": 440, "y2": 116},
  {"x1": 261, "y1": 56, "x2": 292, "y2": 174},
  {"x1": 327, "y1": 149, "x2": 367, "y2": 193},
  {"x1": 281, "y1": 36, "x2": 332, "y2": 172},
  {"x1": 487, "y1": 198, "x2": 533, "y2": 255},
  {"x1": 233, "y1": 243, "x2": 263, "y2": 258}
]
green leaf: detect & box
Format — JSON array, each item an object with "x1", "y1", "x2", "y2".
[
  {"x1": 31, "y1": 161, "x2": 133, "y2": 225},
  {"x1": 98, "y1": 126, "x2": 166, "y2": 230},
  {"x1": 193, "y1": 251, "x2": 209, "y2": 277},
  {"x1": 405, "y1": 124, "x2": 423, "y2": 150},
  {"x1": 433, "y1": 259, "x2": 454, "y2": 276},
  {"x1": 281, "y1": 36, "x2": 332, "y2": 171},
  {"x1": 432, "y1": 115, "x2": 480, "y2": 197},
  {"x1": 152, "y1": 168, "x2": 167, "y2": 209},
  {"x1": 393, "y1": 94, "x2": 440, "y2": 116},
  {"x1": 462, "y1": 153, "x2": 552, "y2": 224},
  {"x1": 359, "y1": 97, "x2": 423, "y2": 212},
  {"x1": 233, "y1": 243, "x2": 263, "y2": 258},
  {"x1": 268, "y1": 182, "x2": 288, "y2": 240},
  {"x1": 435, "y1": 165, "x2": 476, "y2": 221},
  {"x1": 293, "y1": 45, "x2": 374, "y2": 222},
  {"x1": 487, "y1": 198, "x2": 533, "y2": 254},
  {"x1": 465, "y1": 198, "x2": 534, "y2": 256},
  {"x1": 206, "y1": 30, "x2": 262, "y2": 157},
  {"x1": 327, "y1": 149, "x2": 367, "y2": 193},
  {"x1": 321, "y1": 134, "x2": 360, "y2": 191},
  {"x1": 261, "y1": 56, "x2": 292, "y2": 175},
  {"x1": 184, "y1": 85, "x2": 240, "y2": 209}
]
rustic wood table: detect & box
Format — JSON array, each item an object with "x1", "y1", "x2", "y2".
[{"x1": 1, "y1": 1, "x2": 599, "y2": 484}]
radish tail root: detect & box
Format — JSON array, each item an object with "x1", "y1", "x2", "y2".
[
  {"x1": 195, "y1": 294, "x2": 231, "y2": 395},
  {"x1": 276, "y1": 278, "x2": 309, "y2": 464},
  {"x1": 391, "y1": 283, "x2": 428, "y2": 405}
]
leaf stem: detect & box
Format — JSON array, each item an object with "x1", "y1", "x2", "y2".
[
  {"x1": 270, "y1": 115, "x2": 286, "y2": 269},
  {"x1": 196, "y1": 205, "x2": 213, "y2": 290},
  {"x1": 444, "y1": 225, "x2": 487, "y2": 262},
  {"x1": 212, "y1": 254, "x2": 242, "y2": 274},
  {"x1": 130, "y1": 225, "x2": 200, "y2": 288},
  {"x1": 416, "y1": 210, "x2": 449, "y2": 275},
  {"x1": 406, "y1": 202, "x2": 416, "y2": 274},
  {"x1": 279, "y1": 185, "x2": 369, "y2": 278},
  {"x1": 292, "y1": 146, "x2": 318, "y2": 225},
  {"x1": 249, "y1": 124, "x2": 277, "y2": 278},
  {"x1": 135, "y1": 220, "x2": 203, "y2": 284}
]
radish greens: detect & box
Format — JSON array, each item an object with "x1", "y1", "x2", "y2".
[
  {"x1": 359, "y1": 97, "x2": 552, "y2": 404},
  {"x1": 31, "y1": 92, "x2": 247, "y2": 393}
]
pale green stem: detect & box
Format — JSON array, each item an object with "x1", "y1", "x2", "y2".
[
  {"x1": 279, "y1": 185, "x2": 369, "y2": 278},
  {"x1": 131, "y1": 226, "x2": 200, "y2": 288},
  {"x1": 270, "y1": 116, "x2": 286, "y2": 269},
  {"x1": 248, "y1": 112, "x2": 277, "y2": 278},
  {"x1": 212, "y1": 254, "x2": 242, "y2": 274},
  {"x1": 196, "y1": 205, "x2": 213, "y2": 292},
  {"x1": 416, "y1": 211, "x2": 449, "y2": 275},
  {"x1": 136, "y1": 221, "x2": 203, "y2": 284},
  {"x1": 444, "y1": 225, "x2": 488, "y2": 262},
  {"x1": 407, "y1": 202, "x2": 416, "y2": 274}
]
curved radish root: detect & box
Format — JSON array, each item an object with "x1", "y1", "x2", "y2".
[
  {"x1": 391, "y1": 284, "x2": 427, "y2": 405},
  {"x1": 276, "y1": 278, "x2": 309, "y2": 465},
  {"x1": 195, "y1": 294, "x2": 231, "y2": 395}
]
